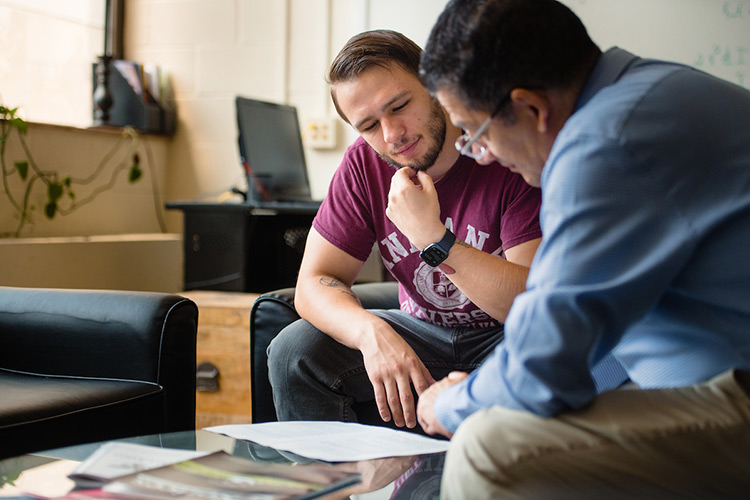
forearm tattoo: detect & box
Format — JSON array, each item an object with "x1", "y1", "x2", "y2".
[{"x1": 319, "y1": 276, "x2": 358, "y2": 301}]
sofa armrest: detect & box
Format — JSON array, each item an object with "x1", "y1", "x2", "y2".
[
  {"x1": 249, "y1": 281, "x2": 399, "y2": 423},
  {"x1": 0, "y1": 286, "x2": 199, "y2": 432}
]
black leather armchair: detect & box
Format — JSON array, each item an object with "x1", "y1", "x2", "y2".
[
  {"x1": 0, "y1": 286, "x2": 199, "y2": 459},
  {"x1": 249, "y1": 281, "x2": 399, "y2": 423}
]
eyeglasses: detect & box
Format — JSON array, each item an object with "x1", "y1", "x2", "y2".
[{"x1": 455, "y1": 94, "x2": 511, "y2": 160}]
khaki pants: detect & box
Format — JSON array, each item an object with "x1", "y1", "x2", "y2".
[{"x1": 442, "y1": 369, "x2": 750, "y2": 499}]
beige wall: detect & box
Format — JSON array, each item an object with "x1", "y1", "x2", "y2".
[
  {"x1": 0, "y1": 0, "x2": 452, "y2": 291},
  {"x1": 0, "y1": 122, "x2": 170, "y2": 238},
  {"x1": 0, "y1": 122, "x2": 179, "y2": 292},
  {"x1": 122, "y1": 0, "x2": 451, "y2": 233},
  {"x1": 0, "y1": 0, "x2": 464, "y2": 238},
  {"x1": 0, "y1": 234, "x2": 182, "y2": 292},
  {"x1": 2, "y1": 1, "x2": 747, "y2": 238},
  {"x1": 3, "y1": 0, "x2": 745, "y2": 292},
  {"x1": 122, "y1": 0, "x2": 748, "y2": 238}
]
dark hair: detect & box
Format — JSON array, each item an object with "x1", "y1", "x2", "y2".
[
  {"x1": 327, "y1": 29, "x2": 423, "y2": 123},
  {"x1": 420, "y1": 0, "x2": 600, "y2": 117}
]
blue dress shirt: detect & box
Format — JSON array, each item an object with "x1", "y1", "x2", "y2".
[{"x1": 435, "y1": 48, "x2": 750, "y2": 431}]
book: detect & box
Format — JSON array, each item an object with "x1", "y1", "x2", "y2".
[{"x1": 65, "y1": 451, "x2": 359, "y2": 500}]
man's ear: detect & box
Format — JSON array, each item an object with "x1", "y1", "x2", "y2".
[{"x1": 510, "y1": 88, "x2": 551, "y2": 133}]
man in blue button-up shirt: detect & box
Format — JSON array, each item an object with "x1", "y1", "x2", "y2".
[{"x1": 395, "y1": 0, "x2": 750, "y2": 497}]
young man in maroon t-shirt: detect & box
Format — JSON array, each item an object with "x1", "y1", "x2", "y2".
[{"x1": 267, "y1": 30, "x2": 542, "y2": 433}]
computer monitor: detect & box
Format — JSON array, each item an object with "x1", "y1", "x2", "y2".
[{"x1": 235, "y1": 96, "x2": 313, "y2": 203}]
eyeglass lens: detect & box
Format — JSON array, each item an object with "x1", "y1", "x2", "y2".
[{"x1": 455, "y1": 115, "x2": 492, "y2": 159}]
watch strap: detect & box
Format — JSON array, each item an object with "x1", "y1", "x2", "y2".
[
  {"x1": 434, "y1": 228, "x2": 456, "y2": 253},
  {"x1": 419, "y1": 229, "x2": 456, "y2": 267}
]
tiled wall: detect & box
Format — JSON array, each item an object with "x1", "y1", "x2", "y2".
[
  {"x1": 0, "y1": 0, "x2": 447, "y2": 291},
  {"x1": 2, "y1": 1, "x2": 746, "y2": 238},
  {"x1": 0, "y1": 0, "x2": 451, "y2": 235},
  {"x1": 123, "y1": 0, "x2": 450, "y2": 232}
]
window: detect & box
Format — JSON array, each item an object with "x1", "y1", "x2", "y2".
[{"x1": 0, "y1": 0, "x2": 107, "y2": 127}]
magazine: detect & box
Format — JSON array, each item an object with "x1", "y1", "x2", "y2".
[
  {"x1": 68, "y1": 442, "x2": 208, "y2": 488},
  {"x1": 65, "y1": 451, "x2": 360, "y2": 500}
]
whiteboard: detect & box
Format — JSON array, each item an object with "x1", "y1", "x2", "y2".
[
  {"x1": 560, "y1": 0, "x2": 750, "y2": 89},
  {"x1": 364, "y1": 0, "x2": 749, "y2": 89}
]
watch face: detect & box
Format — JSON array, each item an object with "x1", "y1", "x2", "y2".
[{"x1": 420, "y1": 244, "x2": 449, "y2": 266}]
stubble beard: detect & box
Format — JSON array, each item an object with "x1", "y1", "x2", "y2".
[{"x1": 378, "y1": 99, "x2": 447, "y2": 173}]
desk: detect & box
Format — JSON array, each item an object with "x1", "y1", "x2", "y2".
[{"x1": 166, "y1": 202, "x2": 318, "y2": 293}]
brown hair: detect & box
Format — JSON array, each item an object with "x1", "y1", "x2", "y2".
[{"x1": 327, "y1": 29, "x2": 422, "y2": 123}]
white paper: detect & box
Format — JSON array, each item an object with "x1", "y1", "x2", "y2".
[
  {"x1": 205, "y1": 421, "x2": 450, "y2": 462},
  {"x1": 69, "y1": 442, "x2": 208, "y2": 483}
]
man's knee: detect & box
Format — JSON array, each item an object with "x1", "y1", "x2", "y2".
[
  {"x1": 450, "y1": 406, "x2": 545, "y2": 465},
  {"x1": 267, "y1": 319, "x2": 370, "y2": 422},
  {"x1": 442, "y1": 407, "x2": 564, "y2": 499},
  {"x1": 268, "y1": 319, "x2": 310, "y2": 363},
  {"x1": 267, "y1": 319, "x2": 327, "y2": 379},
  {"x1": 267, "y1": 319, "x2": 359, "y2": 387}
]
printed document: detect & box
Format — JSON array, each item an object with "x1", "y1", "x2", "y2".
[{"x1": 205, "y1": 421, "x2": 450, "y2": 462}]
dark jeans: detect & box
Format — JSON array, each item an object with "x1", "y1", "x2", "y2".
[{"x1": 267, "y1": 309, "x2": 503, "y2": 434}]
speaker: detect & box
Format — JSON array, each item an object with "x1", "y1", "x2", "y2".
[
  {"x1": 245, "y1": 213, "x2": 311, "y2": 292},
  {"x1": 184, "y1": 211, "x2": 247, "y2": 291},
  {"x1": 180, "y1": 208, "x2": 314, "y2": 293}
]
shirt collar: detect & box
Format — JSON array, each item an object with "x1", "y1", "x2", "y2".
[{"x1": 574, "y1": 47, "x2": 640, "y2": 112}]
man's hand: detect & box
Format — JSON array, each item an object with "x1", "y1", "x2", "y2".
[
  {"x1": 386, "y1": 167, "x2": 446, "y2": 250},
  {"x1": 417, "y1": 371, "x2": 468, "y2": 438},
  {"x1": 360, "y1": 325, "x2": 436, "y2": 428}
]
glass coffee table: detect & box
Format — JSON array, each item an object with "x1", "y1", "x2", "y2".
[{"x1": 0, "y1": 430, "x2": 445, "y2": 499}]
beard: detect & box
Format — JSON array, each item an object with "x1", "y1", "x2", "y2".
[{"x1": 378, "y1": 98, "x2": 447, "y2": 172}]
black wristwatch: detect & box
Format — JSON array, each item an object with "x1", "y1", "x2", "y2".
[{"x1": 419, "y1": 229, "x2": 456, "y2": 267}]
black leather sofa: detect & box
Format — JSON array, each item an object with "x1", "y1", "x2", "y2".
[
  {"x1": 0, "y1": 286, "x2": 199, "y2": 459},
  {"x1": 249, "y1": 281, "x2": 399, "y2": 423}
]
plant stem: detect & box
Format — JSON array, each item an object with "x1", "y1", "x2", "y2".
[{"x1": 0, "y1": 119, "x2": 24, "y2": 214}]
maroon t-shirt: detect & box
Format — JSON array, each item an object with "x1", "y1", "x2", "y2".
[{"x1": 314, "y1": 137, "x2": 541, "y2": 328}]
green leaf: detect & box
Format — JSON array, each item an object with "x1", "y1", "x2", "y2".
[
  {"x1": 0, "y1": 106, "x2": 16, "y2": 118},
  {"x1": 63, "y1": 176, "x2": 72, "y2": 187},
  {"x1": 14, "y1": 161, "x2": 28, "y2": 180},
  {"x1": 48, "y1": 182, "x2": 63, "y2": 202},
  {"x1": 11, "y1": 117, "x2": 27, "y2": 135},
  {"x1": 45, "y1": 201, "x2": 57, "y2": 219},
  {"x1": 129, "y1": 164, "x2": 142, "y2": 183}
]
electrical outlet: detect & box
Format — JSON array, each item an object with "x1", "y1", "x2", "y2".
[{"x1": 304, "y1": 117, "x2": 337, "y2": 149}]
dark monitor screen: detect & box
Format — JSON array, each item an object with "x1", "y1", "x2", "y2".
[{"x1": 235, "y1": 96, "x2": 311, "y2": 202}]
